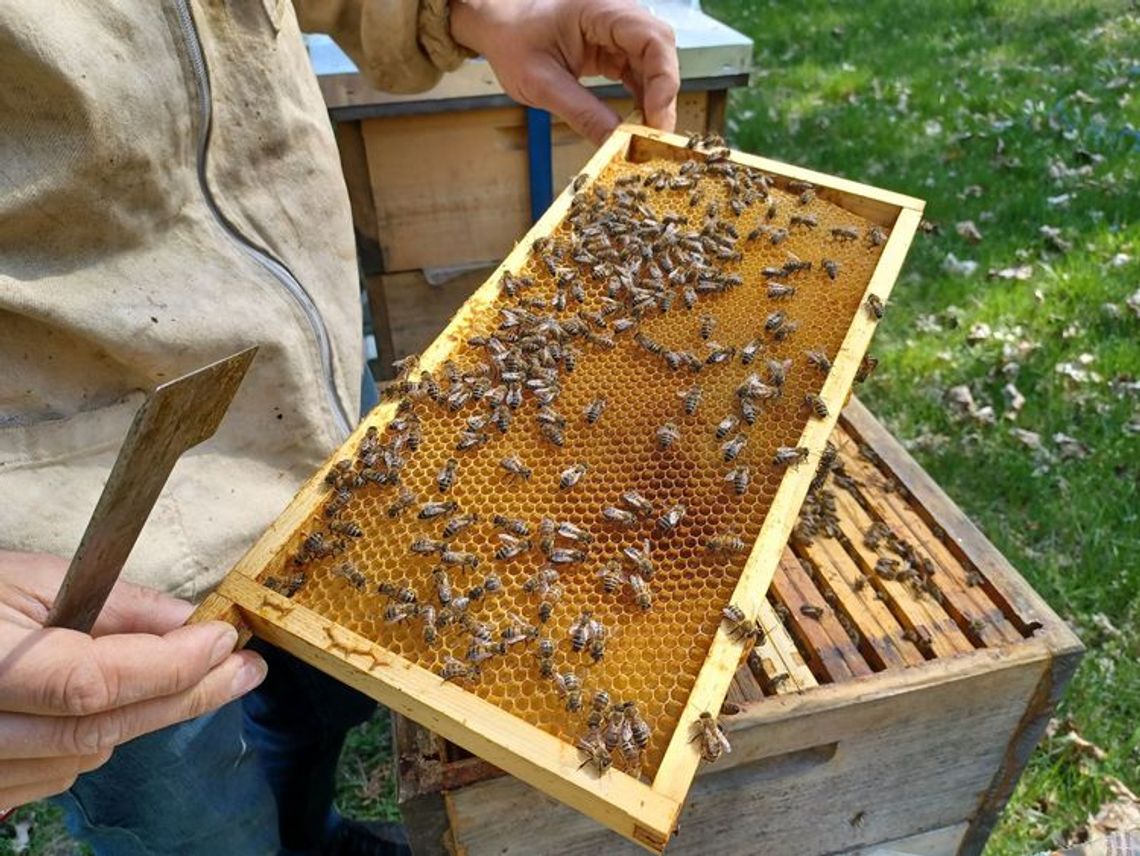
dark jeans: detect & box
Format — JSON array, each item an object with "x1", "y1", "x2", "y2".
[{"x1": 53, "y1": 367, "x2": 382, "y2": 854}]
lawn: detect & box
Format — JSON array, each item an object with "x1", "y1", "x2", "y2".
[
  {"x1": 700, "y1": 0, "x2": 1139, "y2": 851},
  {"x1": 4, "y1": 1, "x2": 1136, "y2": 854}
]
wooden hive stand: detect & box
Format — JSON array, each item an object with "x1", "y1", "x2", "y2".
[{"x1": 389, "y1": 399, "x2": 1082, "y2": 856}]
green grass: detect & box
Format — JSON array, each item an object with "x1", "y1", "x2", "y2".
[
  {"x1": 702, "y1": 0, "x2": 1140, "y2": 851},
  {"x1": 5, "y1": 2, "x2": 1137, "y2": 853}
]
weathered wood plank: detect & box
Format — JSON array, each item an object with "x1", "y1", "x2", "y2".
[
  {"x1": 829, "y1": 488, "x2": 974, "y2": 657},
  {"x1": 834, "y1": 437, "x2": 1021, "y2": 648}
]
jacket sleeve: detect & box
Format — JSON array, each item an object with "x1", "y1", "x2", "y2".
[{"x1": 294, "y1": 0, "x2": 473, "y2": 94}]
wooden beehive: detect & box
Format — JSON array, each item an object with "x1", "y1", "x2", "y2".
[
  {"x1": 193, "y1": 123, "x2": 928, "y2": 851},
  {"x1": 391, "y1": 399, "x2": 1084, "y2": 856}
]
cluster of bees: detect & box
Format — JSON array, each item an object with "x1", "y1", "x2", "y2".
[{"x1": 266, "y1": 132, "x2": 888, "y2": 778}]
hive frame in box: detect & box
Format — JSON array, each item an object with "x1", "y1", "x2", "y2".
[{"x1": 192, "y1": 123, "x2": 925, "y2": 852}]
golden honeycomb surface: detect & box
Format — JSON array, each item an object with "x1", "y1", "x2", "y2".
[{"x1": 261, "y1": 140, "x2": 887, "y2": 781}]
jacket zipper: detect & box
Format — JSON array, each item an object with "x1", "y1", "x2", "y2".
[{"x1": 171, "y1": 0, "x2": 353, "y2": 439}]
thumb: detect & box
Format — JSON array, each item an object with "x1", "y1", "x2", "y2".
[
  {"x1": 92, "y1": 578, "x2": 195, "y2": 637},
  {"x1": 524, "y1": 62, "x2": 621, "y2": 146}
]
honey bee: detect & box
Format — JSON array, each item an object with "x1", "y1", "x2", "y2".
[
  {"x1": 491, "y1": 514, "x2": 530, "y2": 537},
  {"x1": 635, "y1": 331, "x2": 664, "y2": 355},
  {"x1": 522, "y1": 567, "x2": 560, "y2": 595},
  {"x1": 865, "y1": 294, "x2": 885, "y2": 320},
  {"x1": 831, "y1": 225, "x2": 860, "y2": 240},
  {"x1": 442, "y1": 512, "x2": 480, "y2": 539},
  {"x1": 419, "y1": 605, "x2": 439, "y2": 645},
  {"x1": 410, "y1": 537, "x2": 448, "y2": 555},
  {"x1": 625, "y1": 703, "x2": 651, "y2": 750},
  {"x1": 621, "y1": 491, "x2": 654, "y2": 517},
  {"x1": 440, "y1": 549, "x2": 479, "y2": 569},
  {"x1": 774, "y1": 446, "x2": 810, "y2": 467},
  {"x1": 799, "y1": 603, "x2": 826, "y2": 621},
  {"x1": 556, "y1": 670, "x2": 584, "y2": 712},
  {"x1": 584, "y1": 397, "x2": 607, "y2": 425},
  {"x1": 559, "y1": 463, "x2": 588, "y2": 490},
  {"x1": 596, "y1": 560, "x2": 625, "y2": 593},
  {"x1": 740, "y1": 339, "x2": 763, "y2": 366},
  {"x1": 628, "y1": 574, "x2": 652, "y2": 611},
  {"x1": 494, "y1": 533, "x2": 532, "y2": 561},
  {"x1": 594, "y1": 707, "x2": 622, "y2": 754},
  {"x1": 622, "y1": 540, "x2": 654, "y2": 578},
  {"x1": 738, "y1": 397, "x2": 755, "y2": 428},
  {"x1": 538, "y1": 600, "x2": 556, "y2": 623},
  {"x1": 602, "y1": 506, "x2": 637, "y2": 527},
  {"x1": 550, "y1": 547, "x2": 586, "y2": 564},
  {"x1": 804, "y1": 393, "x2": 829, "y2": 419},
  {"x1": 656, "y1": 504, "x2": 686, "y2": 531},
  {"x1": 436, "y1": 458, "x2": 459, "y2": 493},
  {"x1": 773, "y1": 319, "x2": 800, "y2": 341},
  {"x1": 592, "y1": 690, "x2": 611, "y2": 713},
  {"x1": 572, "y1": 172, "x2": 588, "y2": 192},
  {"x1": 722, "y1": 433, "x2": 747, "y2": 463},
  {"x1": 721, "y1": 604, "x2": 763, "y2": 641},
  {"x1": 767, "y1": 282, "x2": 797, "y2": 299},
  {"x1": 322, "y1": 487, "x2": 352, "y2": 520},
  {"x1": 764, "y1": 310, "x2": 786, "y2": 333},
  {"x1": 672, "y1": 384, "x2": 702, "y2": 416},
  {"x1": 965, "y1": 569, "x2": 983, "y2": 587},
  {"x1": 766, "y1": 357, "x2": 792, "y2": 387},
  {"x1": 392, "y1": 354, "x2": 419, "y2": 380},
  {"x1": 769, "y1": 228, "x2": 789, "y2": 245},
  {"x1": 419, "y1": 500, "x2": 458, "y2": 520},
  {"x1": 501, "y1": 612, "x2": 540, "y2": 646},
  {"x1": 656, "y1": 422, "x2": 681, "y2": 450},
  {"x1": 705, "y1": 343, "x2": 736, "y2": 365},
  {"x1": 799, "y1": 189, "x2": 815, "y2": 205},
  {"x1": 699, "y1": 314, "x2": 717, "y2": 340},
  {"x1": 330, "y1": 561, "x2": 366, "y2": 590},
  {"x1": 427, "y1": 566, "x2": 452, "y2": 604},
  {"x1": 855, "y1": 353, "x2": 879, "y2": 384},
  {"x1": 569, "y1": 610, "x2": 595, "y2": 652},
  {"x1": 691, "y1": 712, "x2": 731, "y2": 763},
  {"x1": 264, "y1": 572, "x2": 307, "y2": 598},
  {"x1": 439, "y1": 656, "x2": 478, "y2": 683},
  {"x1": 869, "y1": 225, "x2": 887, "y2": 246},
  {"x1": 789, "y1": 213, "x2": 818, "y2": 228},
  {"x1": 682, "y1": 286, "x2": 698, "y2": 309},
  {"x1": 725, "y1": 465, "x2": 751, "y2": 495},
  {"x1": 852, "y1": 575, "x2": 868, "y2": 593},
  {"x1": 384, "y1": 602, "x2": 418, "y2": 624},
  {"x1": 822, "y1": 259, "x2": 840, "y2": 280},
  {"x1": 705, "y1": 533, "x2": 748, "y2": 556},
  {"x1": 805, "y1": 348, "x2": 832, "y2": 373},
  {"x1": 766, "y1": 200, "x2": 779, "y2": 219},
  {"x1": 576, "y1": 734, "x2": 612, "y2": 775},
  {"x1": 495, "y1": 455, "x2": 532, "y2": 482},
  {"x1": 874, "y1": 557, "x2": 901, "y2": 579},
  {"x1": 328, "y1": 520, "x2": 364, "y2": 539},
  {"x1": 588, "y1": 628, "x2": 607, "y2": 663}
]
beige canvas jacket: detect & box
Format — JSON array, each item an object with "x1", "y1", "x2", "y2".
[{"x1": 0, "y1": 0, "x2": 467, "y2": 598}]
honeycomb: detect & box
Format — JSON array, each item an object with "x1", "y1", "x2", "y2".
[{"x1": 259, "y1": 135, "x2": 888, "y2": 781}]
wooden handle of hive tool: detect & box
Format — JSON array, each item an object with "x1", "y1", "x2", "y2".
[{"x1": 45, "y1": 347, "x2": 258, "y2": 633}]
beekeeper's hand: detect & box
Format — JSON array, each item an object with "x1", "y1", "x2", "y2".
[
  {"x1": 451, "y1": 0, "x2": 680, "y2": 144},
  {"x1": 0, "y1": 550, "x2": 265, "y2": 808}
]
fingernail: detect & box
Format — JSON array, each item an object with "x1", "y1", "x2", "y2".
[
  {"x1": 209, "y1": 626, "x2": 240, "y2": 666},
  {"x1": 231, "y1": 654, "x2": 268, "y2": 696}
]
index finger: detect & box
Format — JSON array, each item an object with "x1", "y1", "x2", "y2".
[
  {"x1": 0, "y1": 621, "x2": 238, "y2": 716},
  {"x1": 587, "y1": 10, "x2": 679, "y2": 132}
]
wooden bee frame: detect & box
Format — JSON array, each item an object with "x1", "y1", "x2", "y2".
[{"x1": 193, "y1": 124, "x2": 926, "y2": 852}]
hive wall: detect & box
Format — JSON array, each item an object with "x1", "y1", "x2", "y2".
[{"x1": 258, "y1": 136, "x2": 893, "y2": 780}]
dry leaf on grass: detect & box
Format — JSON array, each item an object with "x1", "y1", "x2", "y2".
[
  {"x1": 942, "y1": 252, "x2": 978, "y2": 276},
  {"x1": 1003, "y1": 383, "x2": 1026, "y2": 420},
  {"x1": 956, "y1": 220, "x2": 984, "y2": 243},
  {"x1": 988, "y1": 263, "x2": 1035, "y2": 281},
  {"x1": 1011, "y1": 427, "x2": 1043, "y2": 449},
  {"x1": 1053, "y1": 432, "x2": 1091, "y2": 460}
]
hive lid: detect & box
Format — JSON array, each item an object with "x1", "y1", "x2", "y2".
[{"x1": 198, "y1": 123, "x2": 924, "y2": 853}]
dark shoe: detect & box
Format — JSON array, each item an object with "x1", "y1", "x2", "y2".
[{"x1": 322, "y1": 818, "x2": 412, "y2": 856}]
